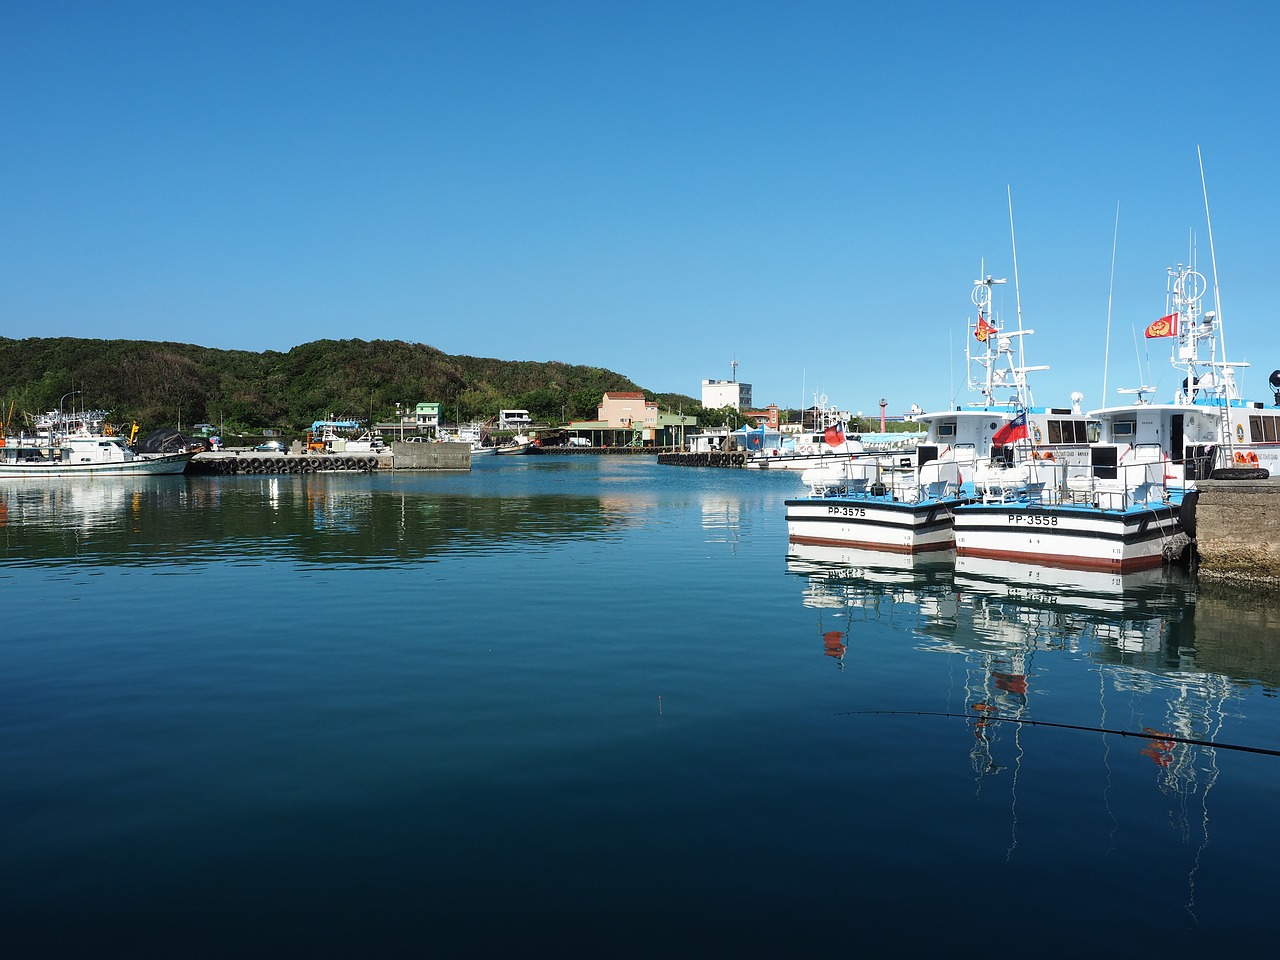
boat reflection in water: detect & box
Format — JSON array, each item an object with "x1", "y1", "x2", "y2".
[
  {"x1": 786, "y1": 541, "x2": 1276, "y2": 919},
  {"x1": 786, "y1": 543, "x2": 956, "y2": 668}
]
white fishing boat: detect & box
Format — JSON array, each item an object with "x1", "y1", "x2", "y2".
[
  {"x1": 787, "y1": 271, "x2": 1095, "y2": 554},
  {"x1": 742, "y1": 398, "x2": 870, "y2": 470},
  {"x1": 954, "y1": 174, "x2": 1274, "y2": 575},
  {"x1": 453, "y1": 423, "x2": 496, "y2": 456},
  {"x1": 952, "y1": 467, "x2": 1186, "y2": 572},
  {"x1": 1088, "y1": 259, "x2": 1276, "y2": 483},
  {"x1": 0, "y1": 430, "x2": 194, "y2": 478},
  {"x1": 309, "y1": 420, "x2": 386, "y2": 453}
]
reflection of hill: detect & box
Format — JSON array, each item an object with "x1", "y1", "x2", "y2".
[
  {"x1": 1190, "y1": 579, "x2": 1280, "y2": 691},
  {"x1": 0, "y1": 475, "x2": 625, "y2": 567}
]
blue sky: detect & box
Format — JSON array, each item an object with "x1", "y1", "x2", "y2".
[{"x1": 3, "y1": 1, "x2": 1278, "y2": 416}]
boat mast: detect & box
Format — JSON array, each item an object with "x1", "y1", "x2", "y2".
[{"x1": 969, "y1": 266, "x2": 1006, "y2": 408}]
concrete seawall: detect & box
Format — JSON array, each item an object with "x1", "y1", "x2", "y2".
[
  {"x1": 389, "y1": 441, "x2": 470, "y2": 470},
  {"x1": 191, "y1": 441, "x2": 472, "y2": 473},
  {"x1": 1193, "y1": 479, "x2": 1280, "y2": 583}
]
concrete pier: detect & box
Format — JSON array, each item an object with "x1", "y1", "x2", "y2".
[
  {"x1": 1192, "y1": 478, "x2": 1280, "y2": 584},
  {"x1": 389, "y1": 440, "x2": 470, "y2": 470},
  {"x1": 190, "y1": 441, "x2": 472, "y2": 474},
  {"x1": 656, "y1": 451, "x2": 748, "y2": 467}
]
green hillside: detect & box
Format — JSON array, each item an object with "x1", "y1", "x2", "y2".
[{"x1": 0, "y1": 336, "x2": 699, "y2": 434}]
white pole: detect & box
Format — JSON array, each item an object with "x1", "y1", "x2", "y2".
[
  {"x1": 1198, "y1": 146, "x2": 1228, "y2": 367},
  {"x1": 1103, "y1": 201, "x2": 1120, "y2": 406}
]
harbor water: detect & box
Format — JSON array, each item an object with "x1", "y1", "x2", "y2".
[{"x1": 3, "y1": 456, "x2": 1278, "y2": 955}]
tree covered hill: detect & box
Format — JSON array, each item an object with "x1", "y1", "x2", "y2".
[{"x1": 0, "y1": 336, "x2": 698, "y2": 433}]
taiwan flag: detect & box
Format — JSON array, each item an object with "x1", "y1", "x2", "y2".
[
  {"x1": 1145, "y1": 313, "x2": 1179, "y2": 338},
  {"x1": 992, "y1": 411, "x2": 1029, "y2": 446},
  {"x1": 975, "y1": 313, "x2": 995, "y2": 343},
  {"x1": 824, "y1": 421, "x2": 846, "y2": 447}
]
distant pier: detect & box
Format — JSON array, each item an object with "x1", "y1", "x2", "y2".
[
  {"x1": 190, "y1": 452, "x2": 386, "y2": 475},
  {"x1": 656, "y1": 451, "x2": 748, "y2": 468}
]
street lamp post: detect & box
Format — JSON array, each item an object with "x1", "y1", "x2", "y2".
[
  {"x1": 58, "y1": 390, "x2": 81, "y2": 430},
  {"x1": 57, "y1": 389, "x2": 81, "y2": 458}
]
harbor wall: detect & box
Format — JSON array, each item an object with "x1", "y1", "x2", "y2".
[
  {"x1": 1193, "y1": 479, "x2": 1280, "y2": 583},
  {"x1": 656, "y1": 451, "x2": 748, "y2": 467},
  {"x1": 390, "y1": 441, "x2": 470, "y2": 470}
]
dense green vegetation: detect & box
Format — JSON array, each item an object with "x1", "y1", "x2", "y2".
[{"x1": 0, "y1": 336, "x2": 705, "y2": 435}]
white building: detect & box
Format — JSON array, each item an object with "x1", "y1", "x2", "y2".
[
  {"x1": 499, "y1": 409, "x2": 532, "y2": 430},
  {"x1": 702, "y1": 379, "x2": 752, "y2": 411}
]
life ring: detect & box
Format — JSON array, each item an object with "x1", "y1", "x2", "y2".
[
  {"x1": 1042, "y1": 451, "x2": 1054, "y2": 461},
  {"x1": 1233, "y1": 451, "x2": 1258, "y2": 465}
]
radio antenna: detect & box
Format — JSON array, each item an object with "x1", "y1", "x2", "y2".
[
  {"x1": 1103, "y1": 201, "x2": 1119, "y2": 406},
  {"x1": 1198, "y1": 146, "x2": 1227, "y2": 365},
  {"x1": 1007, "y1": 185, "x2": 1027, "y2": 401}
]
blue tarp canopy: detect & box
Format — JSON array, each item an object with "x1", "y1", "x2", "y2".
[{"x1": 311, "y1": 420, "x2": 361, "y2": 432}]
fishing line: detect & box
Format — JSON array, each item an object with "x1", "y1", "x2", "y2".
[{"x1": 839, "y1": 710, "x2": 1280, "y2": 758}]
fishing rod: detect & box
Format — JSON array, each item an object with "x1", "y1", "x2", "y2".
[{"x1": 839, "y1": 709, "x2": 1280, "y2": 758}]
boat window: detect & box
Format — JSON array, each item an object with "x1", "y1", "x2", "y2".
[
  {"x1": 1265, "y1": 416, "x2": 1278, "y2": 443},
  {"x1": 936, "y1": 423, "x2": 956, "y2": 438},
  {"x1": 1113, "y1": 420, "x2": 1136, "y2": 438},
  {"x1": 1087, "y1": 420, "x2": 1102, "y2": 443},
  {"x1": 1047, "y1": 421, "x2": 1062, "y2": 444}
]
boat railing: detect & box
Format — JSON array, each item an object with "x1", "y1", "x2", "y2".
[
  {"x1": 1028, "y1": 459, "x2": 1172, "y2": 509},
  {"x1": 801, "y1": 456, "x2": 965, "y2": 502}
]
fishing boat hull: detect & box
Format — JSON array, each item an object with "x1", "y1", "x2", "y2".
[
  {"x1": 0, "y1": 450, "x2": 194, "y2": 478},
  {"x1": 953, "y1": 498, "x2": 1183, "y2": 573},
  {"x1": 747, "y1": 451, "x2": 887, "y2": 471},
  {"x1": 785, "y1": 495, "x2": 967, "y2": 554},
  {"x1": 495, "y1": 442, "x2": 534, "y2": 455}
]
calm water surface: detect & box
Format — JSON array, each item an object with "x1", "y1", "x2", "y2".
[{"x1": 3, "y1": 456, "x2": 1278, "y2": 955}]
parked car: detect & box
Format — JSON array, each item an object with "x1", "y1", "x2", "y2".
[{"x1": 254, "y1": 440, "x2": 287, "y2": 453}]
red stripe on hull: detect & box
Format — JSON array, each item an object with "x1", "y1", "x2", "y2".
[
  {"x1": 956, "y1": 545, "x2": 1165, "y2": 573},
  {"x1": 789, "y1": 534, "x2": 955, "y2": 555}
]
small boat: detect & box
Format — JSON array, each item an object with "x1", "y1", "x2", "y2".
[{"x1": 495, "y1": 433, "x2": 537, "y2": 455}]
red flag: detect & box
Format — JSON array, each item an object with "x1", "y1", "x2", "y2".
[
  {"x1": 1145, "y1": 312, "x2": 1179, "y2": 339},
  {"x1": 992, "y1": 411, "x2": 1029, "y2": 446},
  {"x1": 975, "y1": 313, "x2": 995, "y2": 343}
]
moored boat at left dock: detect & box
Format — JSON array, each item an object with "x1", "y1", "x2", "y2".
[
  {"x1": 0, "y1": 407, "x2": 198, "y2": 478},
  {"x1": 0, "y1": 431, "x2": 195, "y2": 478}
]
